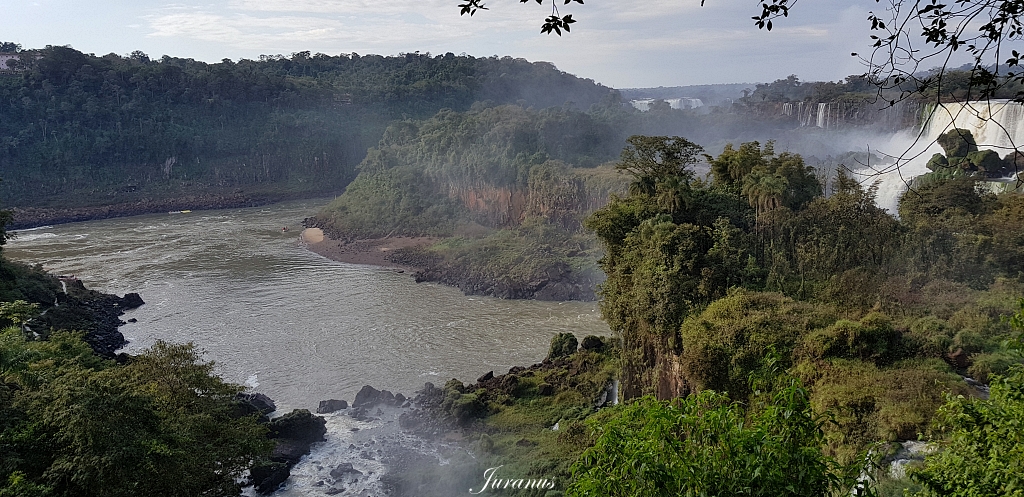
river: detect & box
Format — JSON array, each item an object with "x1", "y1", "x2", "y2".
[{"x1": 4, "y1": 199, "x2": 608, "y2": 413}]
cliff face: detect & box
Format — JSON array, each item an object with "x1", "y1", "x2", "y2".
[
  {"x1": 441, "y1": 162, "x2": 620, "y2": 232},
  {"x1": 448, "y1": 184, "x2": 529, "y2": 228}
]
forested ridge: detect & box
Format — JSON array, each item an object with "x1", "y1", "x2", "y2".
[{"x1": 0, "y1": 44, "x2": 615, "y2": 218}]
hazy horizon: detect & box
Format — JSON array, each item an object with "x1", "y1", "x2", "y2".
[{"x1": 4, "y1": 0, "x2": 965, "y2": 89}]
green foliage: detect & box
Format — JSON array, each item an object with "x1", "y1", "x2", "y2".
[
  {"x1": 678, "y1": 290, "x2": 835, "y2": 397},
  {"x1": 321, "y1": 163, "x2": 463, "y2": 237},
  {"x1": 708, "y1": 141, "x2": 821, "y2": 217},
  {"x1": 909, "y1": 366, "x2": 1024, "y2": 496},
  {"x1": 548, "y1": 333, "x2": 579, "y2": 360},
  {"x1": 0, "y1": 300, "x2": 38, "y2": 328},
  {"x1": 567, "y1": 378, "x2": 864, "y2": 497},
  {"x1": 0, "y1": 330, "x2": 271, "y2": 497},
  {"x1": 318, "y1": 105, "x2": 627, "y2": 236},
  {"x1": 769, "y1": 171, "x2": 902, "y2": 299},
  {"x1": 798, "y1": 312, "x2": 902, "y2": 364},
  {"x1": 587, "y1": 134, "x2": 1024, "y2": 471},
  {"x1": 421, "y1": 217, "x2": 604, "y2": 298},
  {"x1": 0, "y1": 47, "x2": 615, "y2": 210},
  {"x1": 936, "y1": 129, "x2": 979, "y2": 159},
  {"x1": 615, "y1": 135, "x2": 701, "y2": 187},
  {"x1": 798, "y1": 358, "x2": 968, "y2": 463}
]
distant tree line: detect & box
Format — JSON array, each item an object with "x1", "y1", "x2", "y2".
[{"x1": 0, "y1": 45, "x2": 616, "y2": 208}]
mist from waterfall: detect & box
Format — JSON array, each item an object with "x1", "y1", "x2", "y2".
[{"x1": 852, "y1": 100, "x2": 1024, "y2": 213}]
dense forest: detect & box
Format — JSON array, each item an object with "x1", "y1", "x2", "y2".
[
  {"x1": 576, "y1": 135, "x2": 1024, "y2": 494},
  {"x1": 0, "y1": 44, "x2": 615, "y2": 216},
  {"x1": 308, "y1": 104, "x2": 634, "y2": 300},
  {"x1": 1, "y1": 43, "x2": 943, "y2": 227},
  {"x1": 341, "y1": 132, "x2": 1024, "y2": 496}
]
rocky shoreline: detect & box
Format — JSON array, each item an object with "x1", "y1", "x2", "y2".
[
  {"x1": 411, "y1": 257, "x2": 597, "y2": 301},
  {"x1": 275, "y1": 333, "x2": 617, "y2": 496},
  {"x1": 25, "y1": 275, "x2": 145, "y2": 358}
]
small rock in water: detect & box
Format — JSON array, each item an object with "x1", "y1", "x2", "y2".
[
  {"x1": 329, "y1": 462, "x2": 362, "y2": 479},
  {"x1": 325, "y1": 487, "x2": 345, "y2": 495},
  {"x1": 317, "y1": 399, "x2": 349, "y2": 413}
]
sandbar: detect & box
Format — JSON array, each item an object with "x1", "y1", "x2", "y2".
[{"x1": 300, "y1": 228, "x2": 434, "y2": 272}]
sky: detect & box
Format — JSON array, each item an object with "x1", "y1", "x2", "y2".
[{"x1": 4, "y1": 0, "x2": 890, "y2": 88}]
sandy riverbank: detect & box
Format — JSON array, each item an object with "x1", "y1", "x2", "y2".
[{"x1": 300, "y1": 228, "x2": 436, "y2": 272}]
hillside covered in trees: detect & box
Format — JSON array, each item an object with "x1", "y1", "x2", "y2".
[
  {"x1": 0, "y1": 44, "x2": 616, "y2": 223},
  {"x1": 3, "y1": 42, "x2": 961, "y2": 228},
  {"x1": 342, "y1": 133, "x2": 1024, "y2": 496}
]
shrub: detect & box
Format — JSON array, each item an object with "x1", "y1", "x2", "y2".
[{"x1": 567, "y1": 378, "x2": 865, "y2": 497}]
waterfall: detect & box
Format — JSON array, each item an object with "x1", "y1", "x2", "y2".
[
  {"x1": 920, "y1": 100, "x2": 1024, "y2": 153},
  {"x1": 854, "y1": 100, "x2": 1024, "y2": 213},
  {"x1": 630, "y1": 98, "x2": 704, "y2": 111}
]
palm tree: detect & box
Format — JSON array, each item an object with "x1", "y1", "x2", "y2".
[{"x1": 742, "y1": 168, "x2": 787, "y2": 225}]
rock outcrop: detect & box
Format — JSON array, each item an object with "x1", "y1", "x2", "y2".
[{"x1": 251, "y1": 409, "x2": 328, "y2": 494}]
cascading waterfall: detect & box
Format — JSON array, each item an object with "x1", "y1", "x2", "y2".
[
  {"x1": 921, "y1": 100, "x2": 1024, "y2": 153},
  {"x1": 854, "y1": 100, "x2": 1024, "y2": 213},
  {"x1": 817, "y1": 103, "x2": 829, "y2": 128}
]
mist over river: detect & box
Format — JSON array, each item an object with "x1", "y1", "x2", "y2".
[{"x1": 4, "y1": 199, "x2": 610, "y2": 412}]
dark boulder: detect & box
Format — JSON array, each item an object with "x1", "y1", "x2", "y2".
[
  {"x1": 415, "y1": 382, "x2": 444, "y2": 408},
  {"x1": 121, "y1": 292, "x2": 145, "y2": 309},
  {"x1": 271, "y1": 439, "x2": 314, "y2": 465},
  {"x1": 580, "y1": 335, "x2": 605, "y2": 352},
  {"x1": 316, "y1": 399, "x2": 348, "y2": 414},
  {"x1": 234, "y1": 392, "x2": 277, "y2": 420},
  {"x1": 267, "y1": 409, "x2": 327, "y2": 445},
  {"x1": 946, "y1": 348, "x2": 970, "y2": 370},
  {"x1": 353, "y1": 385, "x2": 382, "y2": 408},
  {"x1": 250, "y1": 461, "x2": 291, "y2": 494},
  {"x1": 500, "y1": 375, "x2": 519, "y2": 395},
  {"x1": 251, "y1": 409, "x2": 327, "y2": 495},
  {"x1": 477, "y1": 371, "x2": 494, "y2": 383}
]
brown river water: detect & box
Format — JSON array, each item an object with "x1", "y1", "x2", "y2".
[
  {"x1": 5, "y1": 199, "x2": 609, "y2": 410},
  {"x1": 6, "y1": 200, "x2": 609, "y2": 391},
  {"x1": 5, "y1": 199, "x2": 612, "y2": 495}
]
